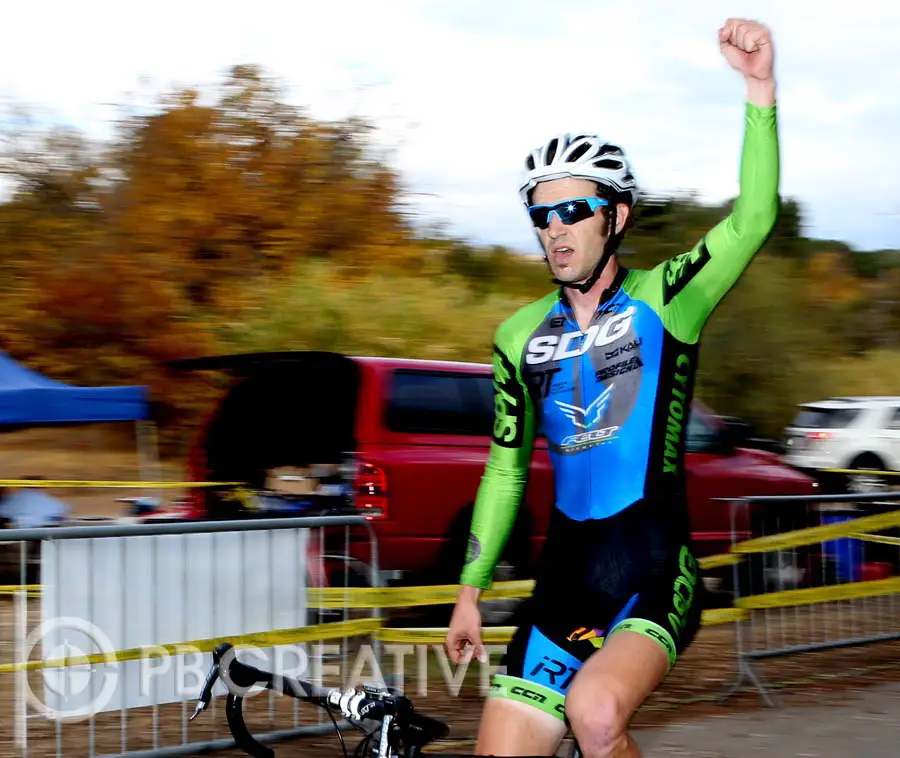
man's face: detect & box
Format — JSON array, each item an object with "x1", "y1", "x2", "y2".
[{"x1": 530, "y1": 178, "x2": 623, "y2": 284}]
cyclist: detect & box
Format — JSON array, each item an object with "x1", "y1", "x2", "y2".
[{"x1": 446, "y1": 18, "x2": 779, "y2": 758}]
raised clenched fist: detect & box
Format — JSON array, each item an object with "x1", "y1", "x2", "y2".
[{"x1": 719, "y1": 18, "x2": 775, "y2": 82}]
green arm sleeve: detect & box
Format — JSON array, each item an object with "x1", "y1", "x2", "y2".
[
  {"x1": 459, "y1": 323, "x2": 538, "y2": 589},
  {"x1": 654, "y1": 102, "x2": 780, "y2": 343}
]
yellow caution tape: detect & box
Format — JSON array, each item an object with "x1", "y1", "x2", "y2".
[
  {"x1": 736, "y1": 576, "x2": 900, "y2": 611},
  {"x1": 1, "y1": 566, "x2": 739, "y2": 605},
  {"x1": 308, "y1": 567, "x2": 743, "y2": 609},
  {"x1": 0, "y1": 561, "x2": 742, "y2": 604},
  {"x1": 0, "y1": 584, "x2": 42, "y2": 597},
  {"x1": 307, "y1": 580, "x2": 536, "y2": 609},
  {"x1": 701, "y1": 607, "x2": 749, "y2": 625},
  {"x1": 308, "y1": 567, "x2": 740, "y2": 610},
  {"x1": 374, "y1": 627, "x2": 518, "y2": 645},
  {"x1": 0, "y1": 601, "x2": 751, "y2": 674},
  {"x1": 307, "y1": 586, "x2": 450, "y2": 609},
  {"x1": 853, "y1": 532, "x2": 900, "y2": 546},
  {"x1": 374, "y1": 608, "x2": 747, "y2": 646},
  {"x1": 823, "y1": 468, "x2": 900, "y2": 478},
  {"x1": 482, "y1": 579, "x2": 536, "y2": 599},
  {"x1": 0, "y1": 480, "x2": 241, "y2": 489},
  {"x1": 733, "y1": 509, "x2": 900, "y2": 554},
  {"x1": 0, "y1": 617, "x2": 384, "y2": 673},
  {"x1": 698, "y1": 553, "x2": 742, "y2": 569}
]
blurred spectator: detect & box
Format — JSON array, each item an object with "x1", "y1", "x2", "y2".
[{"x1": 0, "y1": 476, "x2": 70, "y2": 528}]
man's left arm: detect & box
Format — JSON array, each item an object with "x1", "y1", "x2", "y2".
[{"x1": 660, "y1": 20, "x2": 779, "y2": 342}]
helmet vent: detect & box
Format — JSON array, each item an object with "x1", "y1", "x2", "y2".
[
  {"x1": 546, "y1": 138, "x2": 560, "y2": 164},
  {"x1": 567, "y1": 142, "x2": 592, "y2": 162}
]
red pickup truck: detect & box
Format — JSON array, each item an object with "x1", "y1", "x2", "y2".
[{"x1": 177, "y1": 351, "x2": 818, "y2": 590}]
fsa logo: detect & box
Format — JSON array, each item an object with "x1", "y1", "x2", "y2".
[{"x1": 526, "y1": 307, "x2": 635, "y2": 365}]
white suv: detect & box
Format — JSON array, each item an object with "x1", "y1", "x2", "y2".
[{"x1": 782, "y1": 397, "x2": 900, "y2": 491}]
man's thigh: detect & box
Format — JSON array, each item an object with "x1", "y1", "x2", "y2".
[
  {"x1": 565, "y1": 629, "x2": 670, "y2": 724},
  {"x1": 566, "y1": 542, "x2": 706, "y2": 725},
  {"x1": 475, "y1": 696, "x2": 567, "y2": 757},
  {"x1": 476, "y1": 591, "x2": 620, "y2": 754}
]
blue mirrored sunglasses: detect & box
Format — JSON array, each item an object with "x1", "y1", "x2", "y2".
[{"x1": 527, "y1": 197, "x2": 608, "y2": 230}]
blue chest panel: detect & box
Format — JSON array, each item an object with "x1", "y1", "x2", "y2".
[{"x1": 522, "y1": 290, "x2": 665, "y2": 520}]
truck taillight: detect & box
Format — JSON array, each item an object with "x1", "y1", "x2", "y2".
[
  {"x1": 355, "y1": 462, "x2": 388, "y2": 520},
  {"x1": 184, "y1": 439, "x2": 208, "y2": 519}
]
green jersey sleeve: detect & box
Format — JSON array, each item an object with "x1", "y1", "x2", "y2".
[
  {"x1": 629, "y1": 102, "x2": 780, "y2": 343},
  {"x1": 458, "y1": 294, "x2": 554, "y2": 589}
]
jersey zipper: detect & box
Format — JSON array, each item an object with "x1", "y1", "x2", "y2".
[
  {"x1": 559, "y1": 298, "x2": 598, "y2": 520},
  {"x1": 583, "y1": 290, "x2": 622, "y2": 520}
]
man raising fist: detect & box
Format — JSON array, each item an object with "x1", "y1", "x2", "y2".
[
  {"x1": 720, "y1": 18, "x2": 776, "y2": 106},
  {"x1": 446, "y1": 18, "x2": 778, "y2": 758}
]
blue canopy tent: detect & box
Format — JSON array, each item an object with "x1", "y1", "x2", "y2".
[
  {"x1": 0, "y1": 351, "x2": 149, "y2": 425},
  {"x1": 0, "y1": 352, "x2": 160, "y2": 516}
]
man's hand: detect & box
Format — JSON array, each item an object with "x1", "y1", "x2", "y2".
[
  {"x1": 719, "y1": 18, "x2": 774, "y2": 80},
  {"x1": 719, "y1": 18, "x2": 776, "y2": 107},
  {"x1": 446, "y1": 586, "x2": 487, "y2": 665}
]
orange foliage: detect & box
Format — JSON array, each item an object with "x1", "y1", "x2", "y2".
[
  {"x1": 805, "y1": 250, "x2": 863, "y2": 304},
  {"x1": 0, "y1": 65, "x2": 422, "y2": 451}
]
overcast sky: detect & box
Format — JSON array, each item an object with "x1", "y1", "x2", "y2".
[{"x1": 2, "y1": 1, "x2": 898, "y2": 253}]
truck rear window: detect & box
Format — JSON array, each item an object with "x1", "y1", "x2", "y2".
[
  {"x1": 385, "y1": 371, "x2": 495, "y2": 436},
  {"x1": 792, "y1": 407, "x2": 860, "y2": 429}
]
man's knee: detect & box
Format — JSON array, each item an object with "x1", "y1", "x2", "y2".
[{"x1": 564, "y1": 681, "x2": 630, "y2": 757}]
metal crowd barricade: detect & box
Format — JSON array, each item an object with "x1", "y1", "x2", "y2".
[
  {"x1": 0, "y1": 514, "x2": 381, "y2": 758},
  {"x1": 725, "y1": 491, "x2": 900, "y2": 706}
]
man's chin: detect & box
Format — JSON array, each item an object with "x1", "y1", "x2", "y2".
[{"x1": 549, "y1": 266, "x2": 589, "y2": 284}]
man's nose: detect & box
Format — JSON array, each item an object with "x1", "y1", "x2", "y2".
[{"x1": 547, "y1": 212, "x2": 567, "y2": 236}]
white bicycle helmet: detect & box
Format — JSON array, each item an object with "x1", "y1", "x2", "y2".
[{"x1": 518, "y1": 133, "x2": 638, "y2": 207}]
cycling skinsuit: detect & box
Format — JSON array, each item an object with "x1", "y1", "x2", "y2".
[{"x1": 459, "y1": 103, "x2": 779, "y2": 721}]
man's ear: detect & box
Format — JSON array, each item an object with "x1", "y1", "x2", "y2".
[{"x1": 615, "y1": 203, "x2": 631, "y2": 234}]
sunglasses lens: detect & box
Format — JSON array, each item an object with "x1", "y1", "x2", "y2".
[
  {"x1": 528, "y1": 206, "x2": 551, "y2": 229},
  {"x1": 529, "y1": 199, "x2": 599, "y2": 229},
  {"x1": 559, "y1": 200, "x2": 595, "y2": 224}
]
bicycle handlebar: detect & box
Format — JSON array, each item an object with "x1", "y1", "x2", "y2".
[{"x1": 191, "y1": 642, "x2": 448, "y2": 758}]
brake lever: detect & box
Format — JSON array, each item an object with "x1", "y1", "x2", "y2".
[{"x1": 190, "y1": 642, "x2": 234, "y2": 721}]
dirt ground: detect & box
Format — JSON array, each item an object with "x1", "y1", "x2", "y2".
[{"x1": 633, "y1": 681, "x2": 900, "y2": 758}]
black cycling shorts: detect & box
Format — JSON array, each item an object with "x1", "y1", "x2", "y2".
[{"x1": 489, "y1": 499, "x2": 704, "y2": 721}]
